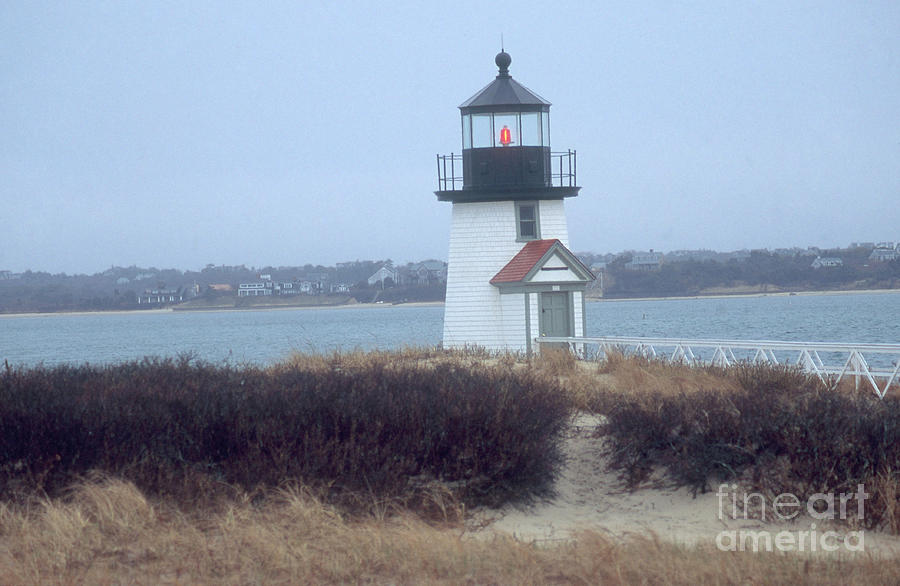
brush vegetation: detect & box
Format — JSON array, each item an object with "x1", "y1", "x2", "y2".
[
  {"x1": 5, "y1": 348, "x2": 900, "y2": 582},
  {"x1": 0, "y1": 350, "x2": 569, "y2": 508}
]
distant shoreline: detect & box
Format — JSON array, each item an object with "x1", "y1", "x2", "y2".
[
  {"x1": 3, "y1": 289, "x2": 900, "y2": 317},
  {"x1": 591, "y1": 288, "x2": 900, "y2": 303},
  {"x1": 0, "y1": 301, "x2": 445, "y2": 319}
]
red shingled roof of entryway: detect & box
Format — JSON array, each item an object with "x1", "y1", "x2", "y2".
[{"x1": 490, "y1": 239, "x2": 560, "y2": 284}]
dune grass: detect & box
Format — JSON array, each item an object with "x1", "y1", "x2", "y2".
[{"x1": 2, "y1": 476, "x2": 899, "y2": 585}]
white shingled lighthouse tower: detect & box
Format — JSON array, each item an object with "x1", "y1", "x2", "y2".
[{"x1": 435, "y1": 51, "x2": 593, "y2": 354}]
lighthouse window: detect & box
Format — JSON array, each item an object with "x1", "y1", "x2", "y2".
[
  {"x1": 461, "y1": 114, "x2": 472, "y2": 149},
  {"x1": 520, "y1": 112, "x2": 542, "y2": 146},
  {"x1": 494, "y1": 113, "x2": 518, "y2": 147},
  {"x1": 542, "y1": 112, "x2": 550, "y2": 147},
  {"x1": 516, "y1": 201, "x2": 540, "y2": 241},
  {"x1": 472, "y1": 114, "x2": 492, "y2": 148}
]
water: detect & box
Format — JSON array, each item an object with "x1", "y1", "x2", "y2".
[
  {"x1": 0, "y1": 306, "x2": 444, "y2": 367},
  {"x1": 2, "y1": 292, "x2": 899, "y2": 367},
  {"x1": 586, "y1": 293, "x2": 900, "y2": 343}
]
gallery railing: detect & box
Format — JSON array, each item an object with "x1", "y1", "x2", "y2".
[
  {"x1": 436, "y1": 150, "x2": 577, "y2": 191},
  {"x1": 535, "y1": 336, "x2": 900, "y2": 398}
]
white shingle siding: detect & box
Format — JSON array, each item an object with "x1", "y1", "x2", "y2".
[
  {"x1": 537, "y1": 200, "x2": 569, "y2": 247},
  {"x1": 443, "y1": 199, "x2": 570, "y2": 352},
  {"x1": 528, "y1": 292, "x2": 540, "y2": 344},
  {"x1": 498, "y1": 293, "x2": 527, "y2": 348},
  {"x1": 573, "y1": 291, "x2": 584, "y2": 337}
]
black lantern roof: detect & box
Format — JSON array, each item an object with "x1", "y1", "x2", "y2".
[{"x1": 459, "y1": 51, "x2": 550, "y2": 113}]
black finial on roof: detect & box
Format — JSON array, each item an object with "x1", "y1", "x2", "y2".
[
  {"x1": 458, "y1": 50, "x2": 550, "y2": 110},
  {"x1": 495, "y1": 50, "x2": 511, "y2": 78}
]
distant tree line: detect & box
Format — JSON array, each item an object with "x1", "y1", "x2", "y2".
[
  {"x1": 0, "y1": 260, "x2": 445, "y2": 313},
  {"x1": 579, "y1": 247, "x2": 900, "y2": 299},
  {"x1": 3, "y1": 245, "x2": 899, "y2": 313}
]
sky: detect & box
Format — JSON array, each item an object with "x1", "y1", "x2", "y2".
[{"x1": 1, "y1": 1, "x2": 898, "y2": 275}]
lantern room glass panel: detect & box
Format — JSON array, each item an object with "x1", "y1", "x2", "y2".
[
  {"x1": 542, "y1": 112, "x2": 550, "y2": 147},
  {"x1": 472, "y1": 114, "x2": 492, "y2": 148},
  {"x1": 493, "y1": 113, "x2": 518, "y2": 147},
  {"x1": 520, "y1": 112, "x2": 542, "y2": 146},
  {"x1": 461, "y1": 114, "x2": 472, "y2": 149}
]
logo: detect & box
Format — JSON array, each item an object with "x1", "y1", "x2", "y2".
[{"x1": 715, "y1": 484, "x2": 867, "y2": 552}]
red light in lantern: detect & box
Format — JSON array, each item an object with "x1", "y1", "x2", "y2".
[{"x1": 499, "y1": 125, "x2": 512, "y2": 146}]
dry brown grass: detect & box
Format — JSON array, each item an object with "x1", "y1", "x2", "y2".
[
  {"x1": 273, "y1": 346, "x2": 505, "y2": 373},
  {"x1": 2, "y1": 477, "x2": 899, "y2": 585},
  {"x1": 533, "y1": 348, "x2": 742, "y2": 414},
  {"x1": 597, "y1": 351, "x2": 741, "y2": 395},
  {"x1": 551, "y1": 348, "x2": 900, "y2": 412}
]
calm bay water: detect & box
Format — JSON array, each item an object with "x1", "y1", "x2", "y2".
[{"x1": 2, "y1": 292, "x2": 899, "y2": 367}]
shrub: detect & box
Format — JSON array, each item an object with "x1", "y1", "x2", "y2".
[{"x1": 0, "y1": 352, "x2": 571, "y2": 508}]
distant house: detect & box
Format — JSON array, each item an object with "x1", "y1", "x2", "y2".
[
  {"x1": 869, "y1": 248, "x2": 899, "y2": 263},
  {"x1": 208, "y1": 284, "x2": 233, "y2": 292},
  {"x1": 237, "y1": 282, "x2": 273, "y2": 297},
  {"x1": 138, "y1": 289, "x2": 183, "y2": 305},
  {"x1": 238, "y1": 280, "x2": 305, "y2": 297},
  {"x1": 276, "y1": 281, "x2": 300, "y2": 295},
  {"x1": 625, "y1": 250, "x2": 663, "y2": 271},
  {"x1": 811, "y1": 256, "x2": 843, "y2": 269},
  {"x1": 410, "y1": 260, "x2": 447, "y2": 284},
  {"x1": 367, "y1": 265, "x2": 398, "y2": 287}
]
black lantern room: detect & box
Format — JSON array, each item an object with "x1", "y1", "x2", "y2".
[{"x1": 436, "y1": 51, "x2": 579, "y2": 203}]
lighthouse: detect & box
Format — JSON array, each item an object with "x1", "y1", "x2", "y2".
[{"x1": 436, "y1": 51, "x2": 593, "y2": 354}]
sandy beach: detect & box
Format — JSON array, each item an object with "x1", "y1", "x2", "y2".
[
  {"x1": 0, "y1": 308, "x2": 176, "y2": 319},
  {"x1": 0, "y1": 301, "x2": 445, "y2": 319}
]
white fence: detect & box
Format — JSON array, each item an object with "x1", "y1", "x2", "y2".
[{"x1": 535, "y1": 336, "x2": 900, "y2": 399}]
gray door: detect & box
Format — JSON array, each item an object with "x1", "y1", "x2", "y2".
[{"x1": 540, "y1": 292, "x2": 571, "y2": 338}]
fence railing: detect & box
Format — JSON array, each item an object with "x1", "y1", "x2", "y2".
[
  {"x1": 535, "y1": 336, "x2": 900, "y2": 398},
  {"x1": 436, "y1": 153, "x2": 463, "y2": 191},
  {"x1": 435, "y1": 150, "x2": 577, "y2": 191},
  {"x1": 551, "y1": 149, "x2": 577, "y2": 187}
]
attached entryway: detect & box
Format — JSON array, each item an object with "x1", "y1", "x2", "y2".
[
  {"x1": 539, "y1": 291, "x2": 571, "y2": 338},
  {"x1": 489, "y1": 238, "x2": 594, "y2": 352}
]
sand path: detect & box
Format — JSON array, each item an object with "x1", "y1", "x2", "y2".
[{"x1": 470, "y1": 413, "x2": 900, "y2": 556}]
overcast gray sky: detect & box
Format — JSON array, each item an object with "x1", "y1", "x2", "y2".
[{"x1": 2, "y1": 1, "x2": 898, "y2": 274}]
